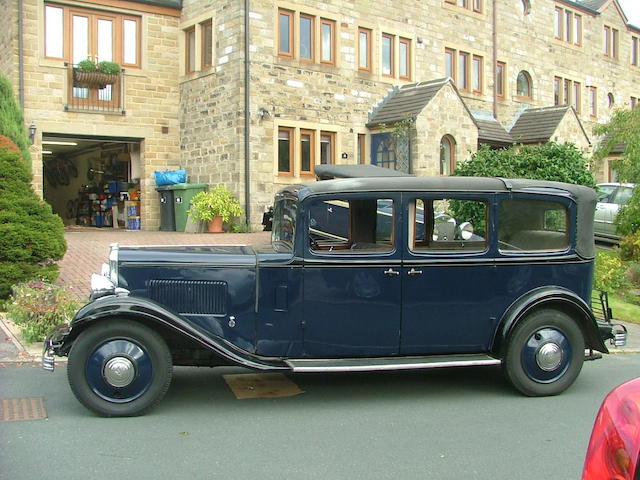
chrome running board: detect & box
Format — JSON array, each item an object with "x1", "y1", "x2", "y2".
[{"x1": 286, "y1": 354, "x2": 501, "y2": 373}]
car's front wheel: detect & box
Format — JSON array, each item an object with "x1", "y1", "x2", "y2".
[
  {"x1": 503, "y1": 309, "x2": 584, "y2": 396},
  {"x1": 67, "y1": 320, "x2": 173, "y2": 416}
]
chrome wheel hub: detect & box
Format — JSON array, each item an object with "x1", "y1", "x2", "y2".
[
  {"x1": 103, "y1": 356, "x2": 136, "y2": 387},
  {"x1": 536, "y1": 343, "x2": 563, "y2": 372}
]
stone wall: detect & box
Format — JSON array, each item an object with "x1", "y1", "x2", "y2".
[{"x1": 0, "y1": 3, "x2": 17, "y2": 89}]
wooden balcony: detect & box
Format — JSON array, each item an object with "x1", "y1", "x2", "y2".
[{"x1": 64, "y1": 62, "x2": 125, "y2": 114}]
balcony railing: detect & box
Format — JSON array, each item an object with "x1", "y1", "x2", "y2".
[{"x1": 64, "y1": 62, "x2": 125, "y2": 114}]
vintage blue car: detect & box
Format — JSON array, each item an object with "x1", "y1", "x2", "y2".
[{"x1": 44, "y1": 175, "x2": 626, "y2": 416}]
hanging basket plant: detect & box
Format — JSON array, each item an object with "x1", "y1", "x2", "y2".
[{"x1": 74, "y1": 60, "x2": 120, "y2": 88}]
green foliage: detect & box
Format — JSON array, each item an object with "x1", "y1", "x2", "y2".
[
  {"x1": 450, "y1": 143, "x2": 595, "y2": 229},
  {"x1": 188, "y1": 185, "x2": 244, "y2": 223},
  {"x1": 593, "y1": 107, "x2": 640, "y2": 183},
  {"x1": 594, "y1": 250, "x2": 628, "y2": 293},
  {"x1": 6, "y1": 281, "x2": 79, "y2": 343},
  {"x1": 76, "y1": 59, "x2": 120, "y2": 74},
  {"x1": 0, "y1": 148, "x2": 66, "y2": 299},
  {"x1": 619, "y1": 232, "x2": 640, "y2": 262},
  {"x1": 617, "y1": 193, "x2": 640, "y2": 236},
  {"x1": 0, "y1": 75, "x2": 31, "y2": 170}
]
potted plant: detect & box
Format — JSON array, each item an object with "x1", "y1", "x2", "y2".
[
  {"x1": 188, "y1": 185, "x2": 244, "y2": 233},
  {"x1": 74, "y1": 59, "x2": 121, "y2": 88}
]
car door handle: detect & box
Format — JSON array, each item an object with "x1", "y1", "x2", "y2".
[
  {"x1": 384, "y1": 268, "x2": 400, "y2": 276},
  {"x1": 407, "y1": 268, "x2": 423, "y2": 276}
]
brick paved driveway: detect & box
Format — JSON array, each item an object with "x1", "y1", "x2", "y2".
[{"x1": 57, "y1": 227, "x2": 272, "y2": 300}]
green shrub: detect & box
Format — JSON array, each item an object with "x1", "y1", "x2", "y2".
[
  {"x1": 6, "y1": 281, "x2": 79, "y2": 343},
  {"x1": 594, "y1": 250, "x2": 628, "y2": 293},
  {"x1": 616, "y1": 192, "x2": 640, "y2": 237},
  {"x1": 97, "y1": 61, "x2": 120, "y2": 74},
  {"x1": 0, "y1": 75, "x2": 31, "y2": 169},
  {"x1": 0, "y1": 147, "x2": 66, "y2": 298},
  {"x1": 620, "y1": 233, "x2": 640, "y2": 262}
]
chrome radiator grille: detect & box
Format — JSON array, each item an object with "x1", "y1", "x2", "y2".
[{"x1": 148, "y1": 279, "x2": 227, "y2": 315}]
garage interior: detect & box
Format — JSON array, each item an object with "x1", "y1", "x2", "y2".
[{"x1": 42, "y1": 134, "x2": 142, "y2": 229}]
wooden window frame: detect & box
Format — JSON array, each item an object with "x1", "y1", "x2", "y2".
[
  {"x1": 564, "y1": 78, "x2": 572, "y2": 106},
  {"x1": 458, "y1": 51, "x2": 470, "y2": 92},
  {"x1": 439, "y1": 135, "x2": 456, "y2": 176},
  {"x1": 573, "y1": 81, "x2": 581, "y2": 114},
  {"x1": 300, "y1": 129, "x2": 316, "y2": 176},
  {"x1": 278, "y1": 8, "x2": 294, "y2": 58},
  {"x1": 554, "y1": 77, "x2": 562, "y2": 105},
  {"x1": 320, "y1": 131, "x2": 336, "y2": 165},
  {"x1": 358, "y1": 134, "x2": 366, "y2": 164},
  {"x1": 588, "y1": 86, "x2": 597, "y2": 118},
  {"x1": 473, "y1": 0, "x2": 482, "y2": 13},
  {"x1": 573, "y1": 14, "x2": 582, "y2": 46},
  {"x1": 472, "y1": 55, "x2": 483, "y2": 93},
  {"x1": 399, "y1": 37, "x2": 411, "y2": 81},
  {"x1": 603, "y1": 25, "x2": 611, "y2": 57},
  {"x1": 320, "y1": 18, "x2": 336, "y2": 65},
  {"x1": 564, "y1": 10, "x2": 572, "y2": 43},
  {"x1": 608, "y1": 92, "x2": 615, "y2": 109},
  {"x1": 382, "y1": 33, "x2": 394, "y2": 78},
  {"x1": 612, "y1": 28, "x2": 619, "y2": 60},
  {"x1": 516, "y1": 70, "x2": 532, "y2": 99},
  {"x1": 278, "y1": 127, "x2": 294, "y2": 176},
  {"x1": 185, "y1": 26, "x2": 196, "y2": 74},
  {"x1": 45, "y1": 3, "x2": 142, "y2": 68},
  {"x1": 358, "y1": 27, "x2": 372, "y2": 72},
  {"x1": 554, "y1": 7, "x2": 563, "y2": 40},
  {"x1": 200, "y1": 19, "x2": 213, "y2": 70},
  {"x1": 495, "y1": 61, "x2": 505, "y2": 99},
  {"x1": 299, "y1": 13, "x2": 315, "y2": 62},
  {"x1": 445, "y1": 48, "x2": 456, "y2": 82},
  {"x1": 632, "y1": 36, "x2": 639, "y2": 66}
]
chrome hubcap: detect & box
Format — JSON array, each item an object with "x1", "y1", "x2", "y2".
[
  {"x1": 103, "y1": 356, "x2": 136, "y2": 387},
  {"x1": 536, "y1": 343, "x2": 563, "y2": 372}
]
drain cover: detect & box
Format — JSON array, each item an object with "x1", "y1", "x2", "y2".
[{"x1": 0, "y1": 397, "x2": 47, "y2": 422}]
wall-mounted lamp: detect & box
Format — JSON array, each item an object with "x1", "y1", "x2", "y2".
[
  {"x1": 28, "y1": 122, "x2": 36, "y2": 144},
  {"x1": 258, "y1": 108, "x2": 271, "y2": 120}
]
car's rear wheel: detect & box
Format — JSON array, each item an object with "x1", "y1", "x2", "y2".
[
  {"x1": 503, "y1": 308, "x2": 584, "y2": 396},
  {"x1": 67, "y1": 320, "x2": 172, "y2": 416}
]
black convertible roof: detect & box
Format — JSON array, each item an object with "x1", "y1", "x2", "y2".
[{"x1": 279, "y1": 176, "x2": 597, "y2": 259}]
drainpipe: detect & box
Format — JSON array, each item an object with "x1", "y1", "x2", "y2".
[
  {"x1": 18, "y1": 0, "x2": 25, "y2": 108},
  {"x1": 243, "y1": 0, "x2": 251, "y2": 226},
  {"x1": 492, "y1": 0, "x2": 497, "y2": 119}
]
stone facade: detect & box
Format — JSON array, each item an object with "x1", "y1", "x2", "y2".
[{"x1": 3, "y1": 0, "x2": 639, "y2": 229}]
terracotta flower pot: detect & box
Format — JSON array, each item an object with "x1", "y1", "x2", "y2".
[{"x1": 207, "y1": 216, "x2": 224, "y2": 233}]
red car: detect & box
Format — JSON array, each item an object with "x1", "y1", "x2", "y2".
[{"x1": 583, "y1": 377, "x2": 640, "y2": 479}]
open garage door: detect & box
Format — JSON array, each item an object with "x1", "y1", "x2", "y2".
[{"x1": 42, "y1": 134, "x2": 142, "y2": 229}]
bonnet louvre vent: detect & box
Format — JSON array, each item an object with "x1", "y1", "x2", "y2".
[{"x1": 148, "y1": 279, "x2": 227, "y2": 315}]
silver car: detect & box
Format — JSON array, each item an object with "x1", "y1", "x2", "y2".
[{"x1": 594, "y1": 183, "x2": 635, "y2": 241}]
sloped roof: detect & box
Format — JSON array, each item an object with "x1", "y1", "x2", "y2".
[
  {"x1": 132, "y1": 0, "x2": 181, "y2": 8},
  {"x1": 576, "y1": 0, "x2": 607, "y2": 10},
  {"x1": 366, "y1": 78, "x2": 453, "y2": 127},
  {"x1": 509, "y1": 106, "x2": 575, "y2": 144},
  {"x1": 474, "y1": 116, "x2": 513, "y2": 145}
]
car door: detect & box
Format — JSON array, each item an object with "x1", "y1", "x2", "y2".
[
  {"x1": 302, "y1": 193, "x2": 402, "y2": 357},
  {"x1": 400, "y1": 194, "x2": 497, "y2": 355},
  {"x1": 595, "y1": 184, "x2": 619, "y2": 237}
]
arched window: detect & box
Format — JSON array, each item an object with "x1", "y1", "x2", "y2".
[
  {"x1": 516, "y1": 71, "x2": 532, "y2": 99},
  {"x1": 608, "y1": 93, "x2": 615, "y2": 109},
  {"x1": 439, "y1": 135, "x2": 456, "y2": 176},
  {"x1": 520, "y1": 0, "x2": 531, "y2": 15}
]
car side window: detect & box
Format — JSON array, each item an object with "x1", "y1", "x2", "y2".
[
  {"x1": 409, "y1": 198, "x2": 488, "y2": 252},
  {"x1": 308, "y1": 197, "x2": 394, "y2": 253},
  {"x1": 614, "y1": 187, "x2": 633, "y2": 205},
  {"x1": 597, "y1": 185, "x2": 617, "y2": 203},
  {"x1": 498, "y1": 199, "x2": 569, "y2": 251}
]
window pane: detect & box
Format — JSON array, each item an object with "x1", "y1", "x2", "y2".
[
  {"x1": 359, "y1": 30, "x2": 369, "y2": 69},
  {"x1": 613, "y1": 29, "x2": 619, "y2": 58},
  {"x1": 472, "y1": 57, "x2": 481, "y2": 91},
  {"x1": 554, "y1": 78, "x2": 561, "y2": 105},
  {"x1": 124, "y1": 19, "x2": 138, "y2": 65},
  {"x1": 499, "y1": 200, "x2": 568, "y2": 251},
  {"x1": 72, "y1": 15, "x2": 89, "y2": 64},
  {"x1": 382, "y1": 35, "x2": 392, "y2": 75},
  {"x1": 458, "y1": 53, "x2": 468, "y2": 89},
  {"x1": 411, "y1": 198, "x2": 487, "y2": 251},
  {"x1": 399, "y1": 40, "x2": 409, "y2": 78},
  {"x1": 279, "y1": 12, "x2": 291, "y2": 54},
  {"x1": 97, "y1": 19, "x2": 113, "y2": 62},
  {"x1": 202, "y1": 21, "x2": 213, "y2": 68},
  {"x1": 186, "y1": 28, "x2": 196, "y2": 72},
  {"x1": 564, "y1": 11, "x2": 572, "y2": 42},
  {"x1": 574, "y1": 15, "x2": 582, "y2": 44},
  {"x1": 517, "y1": 71, "x2": 530, "y2": 97},
  {"x1": 278, "y1": 129, "x2": 291, "y2": 173},
  {"x1": 445, "y1": 50, "x2": 453, "y2": 79},
  {"x1": 554, "y1": 8, "x2": 562, "y2": 38},
  {"x1": 45, "y1": 6, "x2": 64, "y2": 58},
  {"x1": 320, "y1": 133, "x2": 333, "y2": 164},
  {"x1": 496, "y1": 63, "x2": 504, "y2": 96},
  {"x1": 301, "y1": 132, "x2": 312, "y2": 172},
  {"x1": 321, "y1": 22, "x2": 333, "y2": 62},
  {"x1": 564, "y1": 78, "x2": 571, "y2": 105},
  {"x1": 300, "y1": 16, "x2": 312, "y2": 60}
]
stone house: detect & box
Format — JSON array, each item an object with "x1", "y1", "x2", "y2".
[{"x1": 1, "y1": 0, "x2": 639, "y2": 229}]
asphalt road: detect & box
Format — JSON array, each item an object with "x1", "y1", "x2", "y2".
[{"x1": 1, "y1": 355, "x2": 639, "y2": 480}]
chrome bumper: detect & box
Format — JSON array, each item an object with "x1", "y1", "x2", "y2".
[{"x1": 42, "y1": 323, "x2": 70, "y2": 372}]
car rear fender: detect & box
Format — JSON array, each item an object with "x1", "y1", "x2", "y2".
[
  {"x1": 62, "y1": 295, "x2": 288, "y2": 370},
  {"x1": 492, "y1": 287, "x2": 608, "y2": 357}
]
